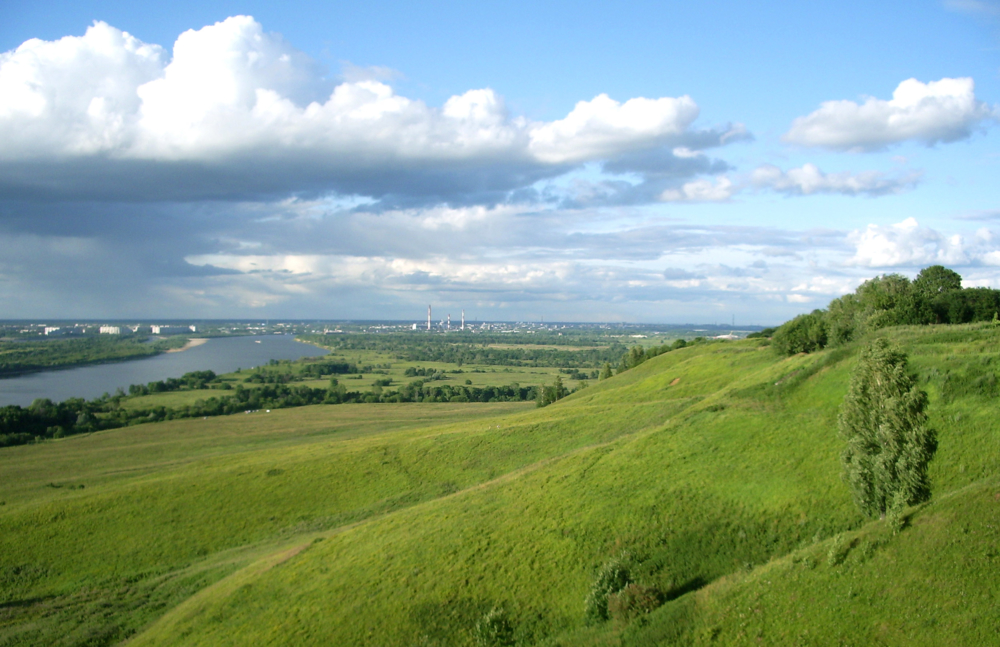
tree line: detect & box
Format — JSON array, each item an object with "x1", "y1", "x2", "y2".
[
  {"x1": 770, "y1": 265, "x2": 1000, "y2": 356},
  {"x1": 0, "y1": 335, "x2": 189, "y2": 377},
  {"x1": 301, "y1": 334, "x2": 628, "y2": 369},
  {"x1": 0, "y1": 374, "x2": 546, "y2": 448}
]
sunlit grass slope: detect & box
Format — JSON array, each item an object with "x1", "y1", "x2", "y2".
[
  {"x1": 619, "y1": 478, "x2": 1000, "y2": 646},
  {"x1": 121, "y1": 342, "x2": 857, "y2": 646},
  {"x1": 125, "y1": 326, "x2": 1000, "y2": 646},
  {"x1": 3, "y1": 325, "x2": 999, "y2": 646},
  {"x1": 0, "y1": 402, "x2": 533, "y2": 645}
]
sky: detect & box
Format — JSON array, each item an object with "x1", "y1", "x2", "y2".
[{"x1": 1, "y1": 0, "x2": 999, "y2": 324}]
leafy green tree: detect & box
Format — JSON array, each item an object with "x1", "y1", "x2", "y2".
[
  {"x1": 838, "y1": 338, "x2": 937, "y2": 519},
  {"x1": 553, "y1": 374, "x2": 567, "y2": 400},
  {"x1": 772, "y1": 311, "x2": 828, "y2": 355},
  {"x1": 599, "y1": 362, "x2": 613, "y2": 380},
  {"x1": 626, "y1": 346, "x2": 646, "y2": 369},
  {"x1": 912, "y1": 265, "x2": 962, "y2": 296},
  {"x1": 856, "y1": 273, "x2": 919, "y2": 328},
  {"x1": 824, "y1": 293, "x2": 863, "y2": 346},
  {"x1": 912, "y1": 266, "x2": 964, "y2": 324}
]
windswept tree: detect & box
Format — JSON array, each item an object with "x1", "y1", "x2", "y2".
[{"x1": 838, "y1": 338, "x2": 937, "y2": 519}]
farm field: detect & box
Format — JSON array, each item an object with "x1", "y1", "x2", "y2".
[
  {"x1": 116, "y1": 346, "x2": 594, "y2": 412},
  {"x1": 1, "y1": 324, "x2": 999, "y2": 645}
]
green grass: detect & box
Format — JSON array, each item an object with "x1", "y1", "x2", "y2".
[
  {"x1": 3, "y1": 325, "x2": 1000, "y2": 646},
  {"x1": 619, "y1": 478, "x2": 1000, "y2": 646}
]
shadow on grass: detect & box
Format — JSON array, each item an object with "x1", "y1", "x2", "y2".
[
  {"x1": 663, "y1": 576, "x2": 707, "y2": 602},
  {"x1": 0, "y1": 595, "x2": 56, "y2": 610}
]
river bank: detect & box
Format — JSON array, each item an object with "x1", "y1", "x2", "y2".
[
  {"x1": 165, "y1": 338, "x2": 210, "y2": 353},
  {"x1": 0, "y1": 335, "x2": 329, "y2": 406}
]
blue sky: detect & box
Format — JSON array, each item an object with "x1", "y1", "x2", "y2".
[{"x1": 1, "y1": 0, "x2": 998, "y2": 323}]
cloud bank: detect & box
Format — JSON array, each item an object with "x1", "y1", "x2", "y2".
[
  {"x1": 751, "y1": 163, "x2": 921, "y2": 196},
  {"x1": 0, "y1": 16, "x2": 746, "y2": 205},
  {"x1": 847, "y1": 217, "x2": 1000, "y2": 268},
  {"x1": 1, "y1": 16, "x2": 993, "y2": 323}
]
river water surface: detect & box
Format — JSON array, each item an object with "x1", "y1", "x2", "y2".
[{"x1": 0, "y1": 335, "x2": 329, "y2": 406}]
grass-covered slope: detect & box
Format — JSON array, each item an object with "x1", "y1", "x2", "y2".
[
  {"x1": 2, "y1": 324, "x2": 999, "y2": 646},
  {"x1": 621, "y1": 478, "x2": 1000, "y2": 646}
]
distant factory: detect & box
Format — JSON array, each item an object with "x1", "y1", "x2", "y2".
[{"x1": 423, "y1": 306, "x2": 467, "y2": 331}]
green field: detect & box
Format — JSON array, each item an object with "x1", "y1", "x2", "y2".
[
  {"x1": 117, "y1": 351, "x2": 574, "y2": 412},
  {"x1": 2, "y1": 324, "x2": 999, "y2": 645}
]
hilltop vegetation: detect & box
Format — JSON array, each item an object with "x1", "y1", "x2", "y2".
[{"x1": 771, "y1": 265, "x2": 1000, "y2": 355}]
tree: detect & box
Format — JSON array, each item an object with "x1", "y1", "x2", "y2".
[
  {"x1": 824, "y1": 293, "x2": 862, "y2": 346},
  {"x1": 772, "y1": 311, "x2": 828, "y2": 355},
  {"x1": 856, "y1": 273, "x2": 919, "y2": 328},
  {"x1": 552, "y1": 374, "x2": 567, "y2": 400},
  {"x1": 599, "y1": 362, "x2": 613, "y2": 380},
  {"x1": 912, "y1": 265, "x2": 962, "y2": 296},
  {"x1": 838, "y1": 338, "x2": 937, "y2": 519}
]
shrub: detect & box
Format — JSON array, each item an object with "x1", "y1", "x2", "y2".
[
  {"x1": 608, "y1": 583, "x2": 661, "y2": 623},
  {"x1": 584, "y1": 553, "x2": 633, "y2": 623},
  {"x1": 827, "y1": 534, "x2": 851, "y2": 566},
  {"x1": 473, "y1": 606, "x2": 515, "y2": 647}
]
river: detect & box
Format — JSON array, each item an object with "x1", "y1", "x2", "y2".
[{"x1": 0, "y1": 335, "x2": 329, "y2": 406}]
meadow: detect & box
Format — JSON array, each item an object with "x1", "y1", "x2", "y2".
[{"x1": 1, "y1": 324, "x2": 998, "y2": 645}]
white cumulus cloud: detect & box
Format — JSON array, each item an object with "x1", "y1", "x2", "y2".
[
  {"x1": 0, "y1": 16, "x2": 728, "y2": 203},
  {"x1": 845, "y1": 217, "x2": 1000, "y2": 267},
  {"x1": 528, "y1": 94, "x2": 700, "y2": 164},
  {"x1": 659, "y1": 176, "x2": 734, "y2": 202},
  {"x1": 783, "y1": 77, "x2": 996, "y2": 151},
  {"x1": 751, "y1": 163, "x2": 920, "y2": 196}
]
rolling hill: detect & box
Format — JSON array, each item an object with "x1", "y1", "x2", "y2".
[{"x1": 2, "y1": 323, "x2": 998, "y2": 645}]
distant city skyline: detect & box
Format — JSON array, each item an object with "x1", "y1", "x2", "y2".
[{"x1": 1, "y1": 1, "x2": 998, "y2": 324}]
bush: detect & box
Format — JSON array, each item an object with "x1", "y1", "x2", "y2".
[
  {"x1": 584, "y1": 552, "x2": 633, "y2": 623},
  {"x1": 827, "y1": 533, "x2": 851, "y2": 566},
  {"x1": 473, "y1": 606, "x2": 515, "y2": 647},
  {"x1": 608, "y1": 583, "x2": 661, "y2": 622}
]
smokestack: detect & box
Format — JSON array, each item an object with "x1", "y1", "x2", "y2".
[
  {"x1": 427, "y1": 305, "x2": 431, "y2": 331},
  {"x1": 447, "y1": 314, "x2": 451, "y2": 330},
  {"x1": 461, "y1": 310, "x2": 465, "y2": 331}
]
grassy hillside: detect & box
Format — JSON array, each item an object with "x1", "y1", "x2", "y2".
[
  {"x1": 2, "y1": 324, "x2": 998, "y2": 645},
  {"x1": 619, "y1": 477, "x2": 1000, "y2": 646}
]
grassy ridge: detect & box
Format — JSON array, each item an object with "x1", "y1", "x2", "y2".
[{"x1": 3, "y1": 325, "x2": 999, "y2": 645}]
